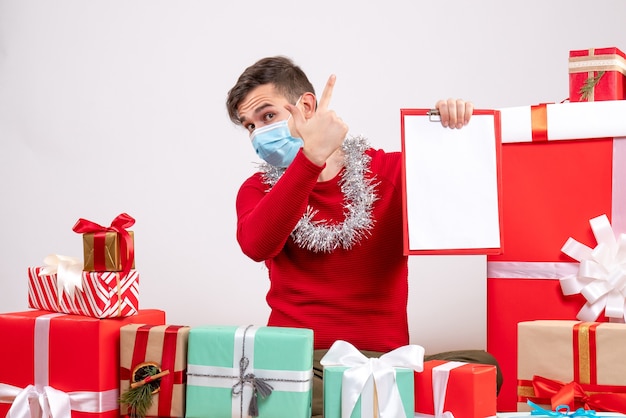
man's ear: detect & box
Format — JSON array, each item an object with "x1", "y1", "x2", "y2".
[{"x1": 300, "y1": 92, "x2": 317, "y2": 119}]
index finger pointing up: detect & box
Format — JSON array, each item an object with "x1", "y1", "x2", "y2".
[{"x1": 318, "y1": 74, "x2": 336, "y2": 111}]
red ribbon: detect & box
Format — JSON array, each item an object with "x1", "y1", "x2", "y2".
[
  {"x1": 531, "y1": 104, "x2": 549, "y2": 142},
  {"x1": 532, "y1": 375, "x2": 626, "y2": 413},
  {"x1": 72, "y1": 213, "x2": 135, "y2": 280}
]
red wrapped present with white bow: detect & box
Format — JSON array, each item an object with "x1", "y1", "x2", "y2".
[
  {"x1": 0, "y1": 309, "x2": 165, "y2": 418},
  {"x1": 487, "y1": 100, "x2": 626, "y2": 411}
]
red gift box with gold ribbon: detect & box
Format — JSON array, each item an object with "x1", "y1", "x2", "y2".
[
  {"x1": 0, "y1": 309, "x2": 166, "y2": 418},
  {"x1": 487, "y1": 100, "x2": 626, "y2": 411},
  {"x1": 569, "y1": 47, "x2": 626, "y2": 102},
  {"x1": 517, "y1": 320, "x2": 626, "y2": 413},
  {"x1": 119, "y1": 324, "x2": 190, "y2": 418}
]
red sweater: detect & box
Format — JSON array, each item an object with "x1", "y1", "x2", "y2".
[{"x1": 235, "y1": 147, "x2": 408, "y2": 352}]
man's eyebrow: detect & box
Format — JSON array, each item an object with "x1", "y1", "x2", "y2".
[{"x1": 238, "y1": 102, "x2": 274, "y2": 124}]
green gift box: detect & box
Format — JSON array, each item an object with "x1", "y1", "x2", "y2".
[
  {"x1": 321, "y1": 340, "x2": 423, "y2": 418},
  {"x1": 186, "y1": 325, "x2": 313, "y2": 418},
  {"x1": 323, "y1": 366, "x2": 414, "y2": 418}
]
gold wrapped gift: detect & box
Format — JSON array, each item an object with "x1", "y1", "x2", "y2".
[{"x1": 82, "y1": 230, "x2": 135, "y2": 272}]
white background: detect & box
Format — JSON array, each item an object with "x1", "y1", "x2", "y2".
[{"x1": 1, "y1": 0, "x2": 625, "y2": 354}]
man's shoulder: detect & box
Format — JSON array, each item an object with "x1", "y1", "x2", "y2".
[
  {"x1": 366, "y1": 147, "x2": 401, "y2": 158},
  {"x1": 366, "y1": 147, "x2": 402, "y2": 170},
  {"x1": 237, "y1": 171, "x2": 266, "y2": 193}
]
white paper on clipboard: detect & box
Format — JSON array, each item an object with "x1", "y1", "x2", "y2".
[{"x1": 402, "y1": 109, "x2": 502, "y2": 254}]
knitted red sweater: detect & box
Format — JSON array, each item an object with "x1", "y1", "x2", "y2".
[{"x1": 235, "y1": 147, "x2": 409, "y2": 352}]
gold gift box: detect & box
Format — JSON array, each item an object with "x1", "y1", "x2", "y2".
[{"x1": 82, "y1": 230, "x2": 135, "y2": 272}]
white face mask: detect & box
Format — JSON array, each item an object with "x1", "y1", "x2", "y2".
[{"x1": 249, "y1": 98, "x2": 303, "y2": 167}]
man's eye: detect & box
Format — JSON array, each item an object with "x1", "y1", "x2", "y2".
[
  {"x1": 246, "y1": 123, "x2": 255, "y2": 133},
  {"x1": 264, "y1": 113, "x2": 275, "y2": 122}
]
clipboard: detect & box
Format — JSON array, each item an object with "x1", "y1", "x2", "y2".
[{"x1": 401, "y1": 108, "x2": 503, "y2": 255}]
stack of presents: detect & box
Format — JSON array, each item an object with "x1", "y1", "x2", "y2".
[
  {"x1": 488, "y1": 46, "x2": 626, "y2": 416},
  {"x1": 1, "y1": 45, "x2": 626, "y2": 418},
  {"x1": 0, "y1": 214, "x2": 496, "y2": 417}
]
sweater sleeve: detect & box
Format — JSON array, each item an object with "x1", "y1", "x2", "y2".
[{"x1": 235, "y1": 150, "x2": 324, "y2": 262}]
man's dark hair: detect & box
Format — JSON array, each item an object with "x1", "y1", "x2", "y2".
[{"x1": 226, "y1": 56, "x2": 316, "y2": 126}]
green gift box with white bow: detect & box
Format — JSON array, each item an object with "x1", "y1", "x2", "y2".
[
  {"x1": 321, "y1": 340, "x2": 424, "y2": 418},
  {"x1": 185, "y1": 325, "x2": 314, "y2": 418}
]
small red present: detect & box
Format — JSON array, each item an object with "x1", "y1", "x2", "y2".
[
  {"x1": 569, "y1": 47, "x2": 626, "y2": 102},
  {"x1": 0, "y1": 309, "x2": 166, "y2": 418},
  {"x1": 414, "y1": 360, "x2": 497, "y2": 418}
]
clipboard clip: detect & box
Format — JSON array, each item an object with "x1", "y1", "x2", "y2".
[{"x1": 427, "y1": 109, "x2": 441, "y2": 122}]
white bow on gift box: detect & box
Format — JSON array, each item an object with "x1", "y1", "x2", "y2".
[
  {"x1": 320, "y1": 340, "x2": 424, "y2": 418},
  {"x1": 0, "y1": 313, "x2": 119, "y2": 418},
  {"x1": 38, "y1": 254, "x2": 84, "y2": 299},
  {"x1": 560, "y1": 214, "x2": 626, "y2": 322}
]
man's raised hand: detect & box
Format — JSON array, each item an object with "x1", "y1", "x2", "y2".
[{"x1": 286, "y1": 74, "x2": 348, "y2": 166}]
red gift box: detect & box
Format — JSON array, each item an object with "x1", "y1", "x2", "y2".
[
  {"x1": 569, "y1": 47, "x2": 626, "y2": 102},
  {"x1": 0, "y1": 309, "x2": 166, "y2": 418},
  {"x1": 119, "y1": 324, "x2": 190, "y2": 418},
  {"x1": 414, "y1": 360, "x2": 497, "y2": 417},
  {"x1": 28, "y1": 266, "x2": 139, "y2": 318},
  {"x1": 487, "y1": 102, "x2": 626, "y2": 411}
]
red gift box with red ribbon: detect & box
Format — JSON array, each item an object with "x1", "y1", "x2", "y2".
[
  {"x1": 569, "y1": 47, "x2": 626, "y2": 102},
  {"x1": 0, "y1": 309, "x2": 166, "y2": 418},
  {"x1": 73, "y1": 213, "x2": 136, "y2": 275},
  {"x1": 517, "y1": 320, "x2": 626, "y2": 413},
  {"x1": 487, "y1": 101, "x2": 626, "y2": 411},
  {"x1": 119, "y1": 324, "x2": 190, "y2": 418},
  {"x1": 28, "y1": 266, "x2": 140, "y2": 318}
]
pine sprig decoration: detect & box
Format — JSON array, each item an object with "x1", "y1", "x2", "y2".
[
  {"x1": 119, "y1": 363, "x2": 169, "y2": 418},
  {"x1": 119, "y1": 382, "x2": 155, "y2": 418},
  {"x1": 579, "y1": 70, "x2": 605, "y2": 101}
]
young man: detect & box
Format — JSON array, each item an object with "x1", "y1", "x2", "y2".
[{"x1": 227, "y1": 56, "x2": 501, "y2": 416}]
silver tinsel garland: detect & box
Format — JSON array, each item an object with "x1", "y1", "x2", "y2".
[{"x1": 260, "y1": 135, "x2": 379, "y2": 253}]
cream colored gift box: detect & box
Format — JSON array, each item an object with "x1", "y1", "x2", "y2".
[{"x1": 517, "y1": 320, "x2": 626, "y2": 412}]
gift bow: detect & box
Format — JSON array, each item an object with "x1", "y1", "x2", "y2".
[
  {"x1": 231, "y1": 355, "x2": 274, "y2": 417},
  {"x1": 39, "y1": 254, "x2": 84, "y2": 299},
  {"x1": 0, "y1": 383, "x2": 119, "y2": 418},
  {"x1": 527, "y1": 400, "x2": 597, "y2": 417},
  {"x1": 560, "y1": 214, "x2": 626, "y2": 322},
  {"x1": 72, "y1": 213, "x2": 135, "y2": 280},
  {"x1": 320, "y1": 340, "x2": 424, "y2": 418},
  {"x1": 532, "y1": 375, "x2": 626, "y2": 414},
  {"x1": 3, "y1": 383, "x2": 71, "y2": 418}
]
